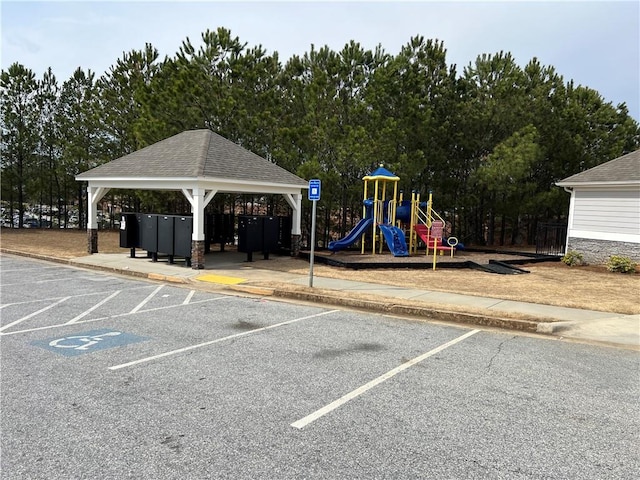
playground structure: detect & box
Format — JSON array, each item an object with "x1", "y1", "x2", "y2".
[{"x1": 328, "y1": 165, "x2": 458, "y2": 260}]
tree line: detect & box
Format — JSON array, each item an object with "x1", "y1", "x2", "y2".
[{"x1": 2, "y1": 27, "x2": 638, "y2": 246}]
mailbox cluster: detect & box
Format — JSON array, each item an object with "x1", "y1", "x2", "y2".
[
  {"x1": 120, "y1": 212, "x2": 293, "y2": 266},
  {"x1": 120, "y1": 213, "x2": 193, "y2": 267},
  {"x1": 237, "y1": 215, "x2": 281, "y2": 262}
]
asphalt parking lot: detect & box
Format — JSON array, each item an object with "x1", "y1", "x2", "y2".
[{"x1": 1, "y1": 255, "x2": 639, "y2": 479}]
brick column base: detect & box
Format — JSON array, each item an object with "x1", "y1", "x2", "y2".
[
  {"x1": 191, "y1": 240, "x2": 205, "y2": 269},
  {"x1": 88, "y1": 228, "x2": 98, "y2": 254},
  {"x1": 291, "y1": 234, "x2": 301, "y2": 257}
]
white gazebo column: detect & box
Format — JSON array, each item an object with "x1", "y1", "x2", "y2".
[
  {"x1": 182, "y1": 187, "x2": 216, "y2": 269},
  {"x1": 284, "y1": 193, "x2": 303, "y2": 256},
  {"x1": 86, "y1": 185, "x2": 109, "y2": 253}
]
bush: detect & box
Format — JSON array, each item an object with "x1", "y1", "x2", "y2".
[
  {"x1": 606, "y1": 255, "x2": 637, "y2": 274},
  {"x1": 562, "y1": 250, "x2": 584, "y2": 266}
]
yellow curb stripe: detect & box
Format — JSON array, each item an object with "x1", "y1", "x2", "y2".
[{"x1": 196, "y1": 274, "x2": 246, "y2": 285}]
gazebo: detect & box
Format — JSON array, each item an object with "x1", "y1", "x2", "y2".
[{"x1": 76, "y1": 129, "x2": 309, "y2": 269}]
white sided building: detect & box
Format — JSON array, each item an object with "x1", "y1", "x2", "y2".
[{"x1": 556, "y1": 149, "x2": 640, "y2": 263}]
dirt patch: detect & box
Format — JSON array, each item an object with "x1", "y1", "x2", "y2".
[
  {"x1": 0, "y1": 228, "x2": 122, "y2": 259},
  {"x1": 1, "y1": 228, "x2": 639, "y2": 315}
]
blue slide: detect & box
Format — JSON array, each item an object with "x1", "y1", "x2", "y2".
[
  {"x1": 378, "y1": 224, "x2": 409, "y2": 257},
  {"x1": 328, "y1": 218, "x2": 374, "y2": 252}
]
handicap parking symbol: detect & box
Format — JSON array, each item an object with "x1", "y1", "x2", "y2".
[{"x1": 33, "y1": 328, "x2": 148, "y2": 357}]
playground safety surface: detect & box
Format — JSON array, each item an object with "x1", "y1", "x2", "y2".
[{"x1": 305, "y1": 248, "x2": 556, "y2": 272}]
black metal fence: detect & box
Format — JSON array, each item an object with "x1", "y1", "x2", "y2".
[{"x1": 536, "y1": 223, "x2": 567, "y2": 256}]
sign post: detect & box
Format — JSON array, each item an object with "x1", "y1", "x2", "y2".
[{"x1": 308, "y1": 179, "x2": 321, "y2": 287}]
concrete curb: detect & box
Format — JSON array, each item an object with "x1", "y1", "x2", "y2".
[
  {"x1": 1, "y1": 248, "x2": 74, "y2": 266},
  {"x1": 0, "y1": 248, "x2": 182, "y2": 283},
  {"x1": 148, "y1": 272, "x2": 190, "y2": 284},
  {"x1": 536, "y1": 321, "x2": 577, "y2": 334},
  {"x1": 67, "y1": 260, "x2": 152, "y2": 281},
  {"x1": 267, "y1": 288, "x2": 546, "y2": 333},
  {"x1": 229, "y1": 285, "x2": 277, "y2": 296}
]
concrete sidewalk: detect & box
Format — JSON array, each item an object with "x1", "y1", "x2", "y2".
[{"x1": 5, "y1": 249, "x2": 638, "y2": 350}]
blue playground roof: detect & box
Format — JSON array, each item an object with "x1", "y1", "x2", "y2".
[{"x1": 363, "y1": 165, "x2": 399, "y2": 181}]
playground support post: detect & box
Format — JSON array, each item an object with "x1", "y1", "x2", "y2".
[
  {"x1": 362, "y1": 180, "x2": 368, "y2": 254},
  {"x1": 433, "y1": 237, "x2": 438, "y2": 270},
  {"x1": 391, "y1": 181, "x2": 398, "y2": 225},
  {"x1": 410, "y1": 191, "x2": 417, "y2": 254},
  {"x1": 372, "y1": 179, "x2": 380, "y2": 254}
]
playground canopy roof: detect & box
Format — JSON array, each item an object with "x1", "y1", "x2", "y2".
[
  {"x1": 363, "y1": 165, "x2": 399, "y2": 182},
  {"x1": 76, "y1": 129, "x2": 308, "y2": 194}
]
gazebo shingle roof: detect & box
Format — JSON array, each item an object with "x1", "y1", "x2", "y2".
[
  {"x1": 557, "y1": 149, "x2": 640, "y2": 186},
  {"x1": 77, "y1": 129, "x2": 308, "y2": 187}
]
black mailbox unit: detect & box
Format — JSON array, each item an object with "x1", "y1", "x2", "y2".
[
  {"x1": 157, "y1": 215, "x2": 175, "y2": 263},
  {"x1": 262, "y1": 216, "x2": 279, "y2": 259},
  {"x1": 238, "y1": 215, "x2": 263, "y2": 261},
  {"x1": 140, "y1": 214, "x2": 158, "y2": 261},
  {"x1": 174, "y1": 215, "x2": 193, "y2": 267},
  {"x1": 119, "y1": 213, "x2": 139, "y2": 257},
  {"x1": 135, "y1": 213, "x2": 144, "y2": 248}
]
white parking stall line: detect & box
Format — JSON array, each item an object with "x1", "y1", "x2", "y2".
[
  {"x1": 109, "y1": 309, "x2": 340, "y2": 371},
  {"x1": 291, "y1": 329, "x2": 481, "y2": 429},
  {"x1": 0, "y1": 296, "x2": 229, "y2": 336},
  {"x1": 183, "y1": 290, "x2": 196, "y2": 305},
  {"x1": 0, "y1": 285, "x2": 159, "y2": 309},
  {"x1": 130, "y1": 285, "x2": 164, "y2": 313},
  {"x1": 0, "y1": 266, "x2": 60, "y2": 273},
  {"x1": 1, "y1": 276, "x2": 82, "y2": 287},
  {"x1": 65, "y1": 290, "x2": 122, "y2": 325},
  {"x1": 0, "y1": 297, "x2": 71, "y2": 333}
]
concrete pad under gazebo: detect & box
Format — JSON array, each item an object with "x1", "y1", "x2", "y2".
[{"x1": 76, "y1": 129, "x2": 309, "y2": 269}]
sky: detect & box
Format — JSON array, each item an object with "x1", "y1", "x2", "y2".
[{"x1": 1, "y1": 0, "x2": 639, "y2": 121}]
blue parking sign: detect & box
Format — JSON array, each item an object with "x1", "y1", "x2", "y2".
[{"x1": 309, "y1": 179, "x2": 321, "y2": 201}]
